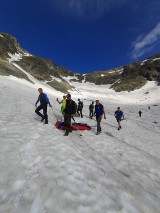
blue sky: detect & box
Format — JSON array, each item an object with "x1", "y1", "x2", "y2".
[{"x1": 0, "y1": 0, "x2": 160, "y2": 73}]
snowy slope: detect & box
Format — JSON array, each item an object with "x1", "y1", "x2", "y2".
[
  {"x1": 68, "y1": 79, "x2": 160, "y2": 105},
  {"x1": 0, "y1": 75, "x2": 160, "y2": 213}
]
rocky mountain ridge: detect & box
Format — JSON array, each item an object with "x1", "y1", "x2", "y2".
[{"x1": 0, "y1": 32, "x2": 160, "y2": 93}]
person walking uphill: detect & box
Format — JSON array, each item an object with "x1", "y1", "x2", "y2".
[
  {"x1": 89, "y1": 101, "x2": 94, "y2": 119},
  {"x1": 63, "y1": 94, "x2": 77, "y2": 136},
  {"x1": 114, "y1": 107, "x2": 124, "y2": 130},
  {"x1": 77, "y1": 99, "x2": 83, "y2": 118},
  {"x1": 139, "y1": 111, "x2": 142, "y2": 117},
  {"x1": 94, "y1": 100, "x2": 106, "y2": 135},
  {"x1": 35, "y1": 88, "x2": 52, "y2": 124}
]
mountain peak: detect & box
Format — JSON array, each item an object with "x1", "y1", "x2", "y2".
[{"x1": 0, "y1": 32, "x2": 160, "y2": 93}]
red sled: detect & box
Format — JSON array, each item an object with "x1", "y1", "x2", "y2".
[{"x1": 55, "y1": 120, "x2": 91, "y2": 131}]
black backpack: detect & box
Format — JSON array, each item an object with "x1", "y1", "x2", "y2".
[
  {"x1": 78, "y1": 101, "x2": 83, "y2": 109},
  {"x1": 72, "y1": 100, "x2": 77, "y2": 114},
  {"x1": 89, "y1": 104, "x2": 94, "y2": 110}
]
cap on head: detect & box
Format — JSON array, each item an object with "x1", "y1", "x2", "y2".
[{"x1": 117, "y1": 107, "x2": 120, "y2": 110}]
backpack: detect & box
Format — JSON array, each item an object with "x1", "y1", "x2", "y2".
[
  {"x1": 89, "y1": 104, "x2": 94, "y2": 110},
  {"x1": 72, "y1": 100, "x2": 77, "y2": 114},
  {"x1": 78, "y1": 101, "x2": 83, "y2": 109}
]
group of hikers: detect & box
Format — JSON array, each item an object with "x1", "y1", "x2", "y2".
[
  {"x1": 138, "y1": 106, "x2": 150, "y2": 117},
  {"x1": 35, "y1": 88, "x2": 124, "y2": 136}
]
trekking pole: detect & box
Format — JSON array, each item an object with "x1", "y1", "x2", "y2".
[
  {"x1": 72, "y1": 118, "x2": 83, "y2": 136},
  {"x1": 74, "y1": 124, "x2": 82, "y2": 137},
  {"x1": 122, "y1": 118, "x2": 127, "y2": 121},
  {"x1": 31, "y1": 103, "x2": 37, "y2": 109},
  {"x1": 51, "y1": 107, "x2": 58, "y2": 121},
  {"x1": 71, "y1": 116, "x2": 75, "y2": 122}
]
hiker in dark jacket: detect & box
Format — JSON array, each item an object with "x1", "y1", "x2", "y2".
[
  {"x1": 89, "y1": 101, "x2": 94, "y2": 119},
  {"x1": 139, "y1": 111, "x2": 142, "y2": 117},
  {"x1": 35, "y1": 88, "x2": 52, "y2": 124},
  {"x1": 94, "y1": 100, "x2": 106, "y2": 135},
  {"x1": 63, "y1": 94, "x2": 76, "y2": 136},
  {"x1": 77, "y1": 99, "x2": 83, "y2": 118}
]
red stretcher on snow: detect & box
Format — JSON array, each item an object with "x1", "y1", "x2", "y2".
[{"x1": 55, "y1": 120, "x2": 91, "y2": 131}]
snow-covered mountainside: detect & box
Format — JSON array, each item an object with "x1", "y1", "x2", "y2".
[
  {"x1": 0, "y1": 32, "x2": 160, "y2": 212},
  {"x1": 1, "y1": 32, "x2": 160, "y2": 94},
  {"x1": 0, "y1": 74, "x2": 160, "y2": 212}
]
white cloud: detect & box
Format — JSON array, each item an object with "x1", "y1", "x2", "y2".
[
  {"x1": 51, "y1": 0, "x2": 128, "y2": 20},
  {"x1": 131, "y1": 23, "x2": 160, "y2": 59}
]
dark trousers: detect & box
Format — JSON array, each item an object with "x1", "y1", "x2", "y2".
[
  {"x1": 96, "y1": 115, "x2": 102, "y2": 132},
  {"x1": 89, "y1": 110, "x2": 94, "y2": 118},
  {"x1": 77, "y1": 108, "x2": 83, "y2": 118},
  {"x1": 35, "y1": 104, "x2": 48, "y2": 122},
  {"x1": 64, "y1": 114, "x2": 72, "y2": 133}
]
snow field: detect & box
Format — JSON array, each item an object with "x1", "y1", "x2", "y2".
[{"x1": 0, "y1": 76, "x2": 160, "y2": 213}]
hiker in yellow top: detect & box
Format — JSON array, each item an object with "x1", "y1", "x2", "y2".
[{"x1": 57, "y1": 95, "x2": 66, "y2": 114}]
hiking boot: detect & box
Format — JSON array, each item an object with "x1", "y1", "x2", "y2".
[
  {"x1": 118, "y1": 127, "x2": 120, "y2": 130},
  {"x1": 44, "y1": 121, "x2": 48, "y2": 124},
  {"x1": 64, "y1": 132, "x2": 69, "y2": 136},
  {"x1": 96, "y1": 132, "x2": 100, "y2": 135},
  {"x1": 120, "y1": 126, "x2": 122, "y2": 129},
  {"x1": 69, "y1": 129, "x2": 72, "y2": 133}
]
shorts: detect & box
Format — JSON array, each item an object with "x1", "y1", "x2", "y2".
[{"x1": 116, "y1": 118, "x2": 121, "y2": 122}]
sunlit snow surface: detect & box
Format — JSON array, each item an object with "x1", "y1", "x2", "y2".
[{"x1": 0, "y1": 76, "x2": 160, "y2": 213}]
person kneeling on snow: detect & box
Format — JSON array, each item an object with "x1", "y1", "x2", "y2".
[
  {"x1": 35, "y1": 88, "x2": 52, "y2": 124},
  {"x1": 63, "y1": 94, "x2": 77, "y2": 136}
]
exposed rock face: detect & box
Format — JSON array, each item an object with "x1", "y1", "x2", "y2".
[
  {"x1": 85, "y1": 56, "x2": 160, "y2": 91},
  {"x1": 0, "y1": 33, "x2": 32, "y2": 81},
  {"x1": 0, "y1": 32, "x2": 76, "y2": 93},
  {"x1": 0, "y1": 58, "x2": 32, "y2": 82},
  {"x1": 16, "y1": 56, "x2": 58, "y2": 81},
  {"x1": 85, "y1": 68, "x2": 121, "y2": 85},
  {"x1": 0, "y1": 32, "x2": 27, "y2": 59},
  {"x1": 0, "y1": 32, "x2": 160, "y2": 92}
]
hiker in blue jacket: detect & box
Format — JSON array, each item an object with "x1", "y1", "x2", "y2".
[
  {"x1": 114, "y1": 107, "x2": 124, "y2": 130},
  {"x1": 35, "y1": 88, "x2": 52, "y2": 124},
  {"x1": 94, "y1": 100, "x2": 106, "y2": 135}
]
